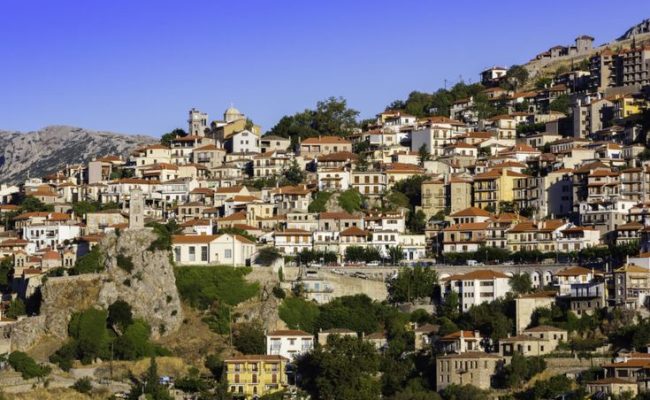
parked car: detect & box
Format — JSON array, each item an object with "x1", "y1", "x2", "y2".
[
  {"x1": 367, "y1": 261, "x2": 380, "y2": 267},
  {"x1": 466, "y1": 259, "x2": 479, "y2": 266}
]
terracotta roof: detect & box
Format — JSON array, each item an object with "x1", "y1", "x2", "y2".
[
  {"x1": 301, "y1": 136, "x2": 351, "y2": 145},
  {"x1": 500, "y1": 334, "x2": 545, "y2": 342},
  {"x1": 317, "y1": 151, "x2": 359, "y2": 162},
  {"x1": 440, "y1": 330, "x2": 479, "y2": 340},
  {"x1": 443, "y1": 222, "x2": 489, "y2": 232},
  {"x1": 42, "y1": 251, "x2": 60, "y2": 260},
  {"x1": 614, "y1": 264, "x2": 648, "y2": 274},
  {"x1": 602, "y1": 360, "x2": 650, "y2": 368},
  {"x1": 365, "y1": 332, "x2": 386, "y2": 340},
  {"x1": 441, "y1": 269, "x2": 508, "y2": 281},
  {"x1": 272, "y1": 185, "x2": 311, "y2": 195},
  {"x1": 340, "y1": 226, "x2": 369, "y2": 237},
  {"x1": 275, "y1": 228, "x2": 311, "y2": 236},
  {"x1": 215, "y1": 186, "x2": 245, "y2": 194},
  {"x1": 171, "y1": 234, "x2": 218, "y2": 244},
  {"x1": 319, "y1": 211, "x2": 357, "y2": 220},
  {"x1": 217, "y1": 211, "x2": 248, "y2": 221},
  {"x1": 267, "y1": 330, "x2": 312, "y2": 337},
  {"x1": 555, "y1": 266, "x2": 592, "y2": 277},
  {"x1": 414, "y1": 323, "x2": 439, "y2": 333},
  {"x1": 450, "y1": 207, "x2": 492, "y2": 218}
]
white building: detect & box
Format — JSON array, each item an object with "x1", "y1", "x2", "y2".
[
  {"x1": 266, "y1": 330, "x2": 314, "y2": 360},
  {"x1": 440, "y1": 270, "x2": 511, "y2": 311},
  {"x1": 23, "y1": 224, "x2": 82, "y2": 253},
  {"x1": 228, "y1": 130, "x2": 260, "y2": 154},
  {"x1": 171, "y1": 234, "x2": 256, "y2": 267}
]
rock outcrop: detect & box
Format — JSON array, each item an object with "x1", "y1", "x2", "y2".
[
  {"x1": 0, "y1": 125, "x2": 156, "y2": 184},
  {"x1": 8, "y1": 229, "x2": 183, "y2": 351}
]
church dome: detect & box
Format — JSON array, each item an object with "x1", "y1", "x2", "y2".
[{"x1": 224, "y1": 106, "x2": 244, "y2": 122}]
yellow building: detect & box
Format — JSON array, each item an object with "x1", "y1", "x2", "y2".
[
  {"x1": 419, "y1": 179, "x2": 446, "y2": 219},
  {"x1": 472, "y1": 168, "x2": 528, "y2": 210},
  {"x1": 613, "y1": 95, "x2": 648, "y2": 120},
  {"x1": 225, "y1": 355, "x2": 288, "y2": 398}
]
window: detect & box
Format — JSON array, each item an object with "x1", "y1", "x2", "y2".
[
  {"x1": 201, "y1": 246, "x2": 208, "y2": 262},
  {"x1": 225, "y1": 249, "x2": 232, "y2": 259},
  {"x1": 189, "y1": 246, "x2": 196, "y2": 262}
]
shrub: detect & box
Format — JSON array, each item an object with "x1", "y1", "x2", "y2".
[
  {"x1": 71, "y1": 246, "x2": 104, "y2": 275},
  {"x1": 308, "y1": 191, "x2": 333, "y2": 213},
  {"x1": 68, "y1": 309, "x2": 112, "y2": 363},
  {"x1": 5, "y1": 298, "x2": 26, "y2": 319},
  {"x1": 202, "y1": 303, "x2": 232, "y2": 335},
  {"x1": 49, "y1": 340, "x2": 77, "y2": 371},
  {"x1": 8, "y1": 351, "x2": 51, "y2": 380},
  {"x1": 116, "y1": 254, "x2": 134, "y2": 273},
  {"x1": 256, "y1": 247, "x2": 282, "y2": 266},
  {"x1": 72, "y1": 377, "x2": 93, "y2": 394},
  {"x1": 338, "y1": 189, "x2": 364, "y2": 213},
  {"x1": 272, "y1": 286, "x2": 286, "y2": 299}
]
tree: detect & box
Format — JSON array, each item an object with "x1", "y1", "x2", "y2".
[
  {"x1": 440, "y1": 291, "x2": 460, "y2": 320},
  {"x1": 255, "y1": 247, "x2": 282, "y2": 266},
  {"x1": 495, "y1": 352, "x2": 546, "y2": 388},
  {"x1": 550, "y1": 94, "x2": 571, "y2": 114},
  {"x1": 68, "y1": 308, "x2": 112, "y2": 363},
  {"x1": 388, "y1": 267, "x2": 438, "y2": 304},
  {"x1": 417, "y1": 144, "x2": 431, "y2": 166},
  {"x1": 509, "y1": 273, "x2": 533, "y2": 295},
  {"x1": 18, "y1": 196, "x2": 53, "y2": 213},
  {"x1": 386, "y1": 245, "x2": 405, "y2": 265},
  {"x1": 392, "y1": 175, "x2": 427, "y2": 210},
  {"x1": 108, "y1": 300, "x2": 133, "y2": 332},
  {"x1": 137, "y1": 357, "x2": 173, "y2": 400},
  {"x1": 441, "y1": 384, "x2": 488, "y2": 400},
  {"x1": 266, "y1": 97, "x2": 359, "y2": 146},
  {"x1": 5, "y1": 298, "x2": 26, "y2": 319},
  {"x1": 160, "y1": 128, "x2": 187, "y2": 146},
  {"x1": 406, "y1": 210, "x2": 427, "y2": 234},
  {"x1": 283, "y1": 159, "x2": 305, "y2": 185},
  {"x1": 279, "y1": 297, "x2": 320, "y2": 333},
  {"x1": 504, "y1": 65, "x2": 529, "y2": 90},
  {"x1": 71, "y1": 246, "x2": 104, "y2": 275},
  {"x1": 385, "y1": 191, "x2": 410, "y2": 211},
  {"x1": 233, "y1": 321, "x2": 266, "y2": 354},
  {"x1": 0, "y1": 257, "x2": 14, "y2": 291},
  {"x1": 296, "y1": 335, "x2": 380, "y2": 400}
]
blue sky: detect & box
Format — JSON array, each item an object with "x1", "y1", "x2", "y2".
[{"x1": 0, "y1": 1, "x2": 648, "y2": 137}]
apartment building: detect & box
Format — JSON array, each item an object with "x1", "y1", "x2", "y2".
[
  {"x1": 224, "y1": 355, "x2": 288, "y2": 399},
  {"x1": 440, "y1": 270, "x2": 511, "y2": 311}
]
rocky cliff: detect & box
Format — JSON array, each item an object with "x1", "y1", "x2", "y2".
[
  {"x1": 0, "y1": 125, "x2": 156, "y2": 184},
  {"x1": 8, "y1": 229, "x2": 183, "y2": 351}
]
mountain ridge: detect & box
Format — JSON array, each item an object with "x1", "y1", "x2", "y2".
[{"x1": 0, "y1": 125, "x2": 157, "y2": 184}]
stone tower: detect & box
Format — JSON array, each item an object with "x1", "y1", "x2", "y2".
[{"x1": 129, "y1": 188, "x2": 145, "y2": 230}]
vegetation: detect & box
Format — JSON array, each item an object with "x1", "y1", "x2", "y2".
[
  {"x1": 296, "y1": 335, "x2": 381, "y2": 400},
  {"x1": 387, "y1": 267, "x2": 438, "y2": 304},
  {"x1": 308, "y1": 191, "x2": 333, "y2": 213},
  {"x1": 70, "y1": 246, "x2": 104, "y2": 275},
  {"x1": 216, "y1": 226, "x2": 257, "y2": 243},
  {"x1": 385, "y1": 82, "x2": 485, "y2": 118},
  {"x1": 338, "y1": 188, "x2": 364, "y2": 213},
  {"x1": 50, "y1": 303, "x2": 168, "y2": 369},
  {"x1": 344, "y1": 246, "x2": 382, "y2": 263},
  {"x1": 279, "y1": 297, "x2": 321, "y2": 333},
  {"x1": 295, "y1": 249, "x2": 337, "y2": 265},
  {"x1": 160, "y1": 128, "x2": 187, "y2": 147},
  {"x1": 116, "y1": 254, "x2": 134, "y2": 273},
  {"x1": 72, "y1": 377, "x2": 93, "y2": 394},
  {"x1": 495, "y1": 353, "x2": 546, "y2": 388},
  {"x1": 549, "y1": 94, "x2": 570, "y2": 114},
  {"x1": 508, "y1": 273, "x2": 533, "y2": 295},
  {"x1": 8, "y1": 351, "x2": 51, "y2": 380},
  {"x1": 147, "y1": 220, "x2": 182, "y2": 251},
  {"x1": 266, "y1": 97, "x2": 360, "y2": 146},
  {"x1": 174, "y1": 266, "x2": 259, "y2": 309},
  {"x1": 283, "y1": 159, "x2": 306, "y2": 185},
  {"x1": 233, "y1": 321, "x2": 266, "y2": 354},
  {"x1": 255, "y1": 247, "x2": 282, "y2": 266}
]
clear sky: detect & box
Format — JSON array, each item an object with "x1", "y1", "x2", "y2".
[{"x1": 0, "y1": 1, "x2": 648, "y2": 137}]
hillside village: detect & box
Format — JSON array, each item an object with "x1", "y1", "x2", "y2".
[{"x1": 6, "y1": 19, "x2": 650, "y2": 400}]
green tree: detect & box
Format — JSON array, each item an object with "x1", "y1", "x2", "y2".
[
  {"x1": 68, "y1": 308, "x2": 112, "y2": 363},
  {"x1": 391, "y1": 175, "x2": 427, "y2": 209},
  {"x1": 309, "y1": 191, "x2": 333, "y2": 213},
  {"x1": 440, "y1": 292, "x2": 460, "y2": 320},
  {"x1": 296, "y1": 335, "x2": 380, "y2": 400},
  {"x1": 386, "y1": 245, "x2": 405, "y2": 265},
  {"x1": 71, "y1": 246, "x2": 104, "y2": 275},
  {"x1": 388, "y1": 267, "x2": 438, "y2": 304},
  {"x1": 417, "y1": 144, "x2": 431, "y2": 166},
  {"x1": 5, "y1": 298, "x2": 26, "y2": 319},
  {"x1": 160, "y1": 128, "x2": 187, "y2": 146},
  {"x1": 385, "y1": 191, "x2": 410, "y2": 210},
  {"x1": 279, "y1": 297, "x2": 320, "y2": 333},
  {"x1": 18, "y1": 196, "x2": 54, "y2": 213},
  {"x1": 108, "y1": 300, "x2": 133, "y2": 332},
  {"x1": 504, "y1": 65, "x2": 529, "y2": 90},
  {"x1": 114, "y1": 320, "x2": 160, "y2": 360},
  {"x1": 441, "y1": 384, "x2": 487, "y2": 400},
  {"x1": 255, "y1": 247, "x2": 282, "y2": 266},
  {"x1": 509, "y1": 273, "x2": 533, "y2": 295},
  {"x1": 283, "y1": 159, "x2": 305, "y2": 185},
  {"x1": 137, "y1": 357, "x2": 173, "y2": 400},
  {"x1": 0, "y1": 257, "x2": 14, "y2": 290},
  {"x1": 406, "y1": 210, "x2": 427, "y2": 234},
  {"x1": 233, "y1": 321, "x2": 266, "y2": 355}
]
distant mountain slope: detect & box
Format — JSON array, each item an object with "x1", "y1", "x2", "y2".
[{"x1": 0, "y1": 125, "x2": 157, "y2": 184}]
